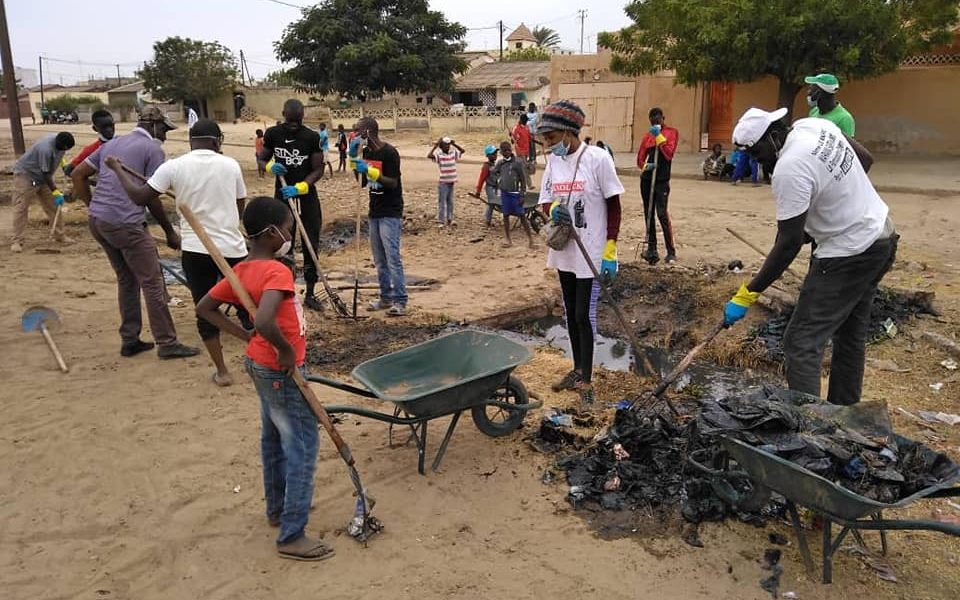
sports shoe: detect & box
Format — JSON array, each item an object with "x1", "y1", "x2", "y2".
[
  {"x1": 120, "y1": 340, "x2": 155, "y2": 357},
  {"x1": 641, "y1": 251, "x2": 660, "y2": 265},
  {"x1": 367, "y1": 299, "x2": 389, "y2": 311},
  {"x1": 157, "y1": 343, "x2": 201, "y2": 360},
  {"x1": 665, "y1": 254, "x2": 677, "y2": 264},
  {"x1": 552, "y1": 369, "x2": 582, "y2": 392},
  {"x1": 55, "y1": 235, "x2": 76, "y2": 244},
  {"x1": 576, "y1": 382, "x2": 596, "y2": 404},
  {"x1": 386, "y1": 304, "x2": 407, "y2": 317},
  {"x1": 10, "y1": 242, "x2": 22, "y2": 253},
  {"x1": 304, "y1": 294, "x2": 325, "y2": 311}
]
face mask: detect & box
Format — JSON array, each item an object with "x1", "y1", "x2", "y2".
[
  {"x1": 98, "y1": 133, "x2": 110, "y2": 142},
  {"x1": 549, "y1": 138, "x2": 570, "y2": 157},
  {"x1": 272, "y1": 227, "x2": 292, "y2": 257}
]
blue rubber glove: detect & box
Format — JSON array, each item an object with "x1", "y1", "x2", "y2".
[
  {"x1": 601, "y1": 240, "x2": 618, "y2": 281},
  {"x1": 354, "y1": 159, "x2": 369, "y2": 175},
  {"x1": 549, "y1": 201, "x2": 572, "y2": 225},
  {"x1": 649, "y1": 125, "x2": 662, "y2": 136},
  {"x1": 266, "y1": 160, "x2": 287, "y2": 176},
  {"x1": 281, "y1": 182, "x2": 308, "y2": 199},
  {"x1": 52, "y1": 189, "x2": 65, "y2": 206},
  {"x1": 643, "y1": 162, "x2": 655, "y2": 172},
  {"x1": 723, "y1": 283, "x2": 760, "y2": 327}
]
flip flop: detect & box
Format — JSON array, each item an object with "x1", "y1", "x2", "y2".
[{"x1": 277, "y1": 537, "x2": 335, "y2": 562}]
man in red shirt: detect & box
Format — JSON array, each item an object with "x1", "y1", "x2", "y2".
[
  {"x1": 511, "y1": 114, "x2": 533, "y2": 187},
  {"x1": 62, "y1": 110, "x2": 115, "y2": 177},
  {"x1": 636, "y1": 107, "x2": 679, "y2": 264}
]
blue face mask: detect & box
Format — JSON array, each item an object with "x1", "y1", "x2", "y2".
[{"x1": 549, "y1": 137, "x2": 570, "y2": 157}]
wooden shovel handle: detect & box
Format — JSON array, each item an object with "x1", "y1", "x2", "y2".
[{"x1": 40, "y1": 324, "x2": 69, "y2": 373}]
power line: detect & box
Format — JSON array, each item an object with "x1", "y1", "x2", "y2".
[{"x1": 259, "y1": 0, "x2": 306, "y2": 8}]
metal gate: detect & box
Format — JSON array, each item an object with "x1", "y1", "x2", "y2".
[{"x1": 558, "y1": 82, "x2": 635, "y2": 151}]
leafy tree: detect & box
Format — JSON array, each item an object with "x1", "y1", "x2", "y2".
[
  {"x1": 263, "y1": 69, "x2": 296, "y2": 87},
  {"x1": 0, "y1": 71, "x2": 22, "y2": 91},
  {"x1": 275, "y1": 0, "x2": 467, "y2": 98},
  {"x1": 600, "y1": 0, "x2": 959, "y2": 118},
  {"x1": 139, "y1": 37, "x2": 238, "y2": 117},
  {"x1": 45, "y1": 94, "x2": 105, "y2": 113},
  {"x1": 503, "y1": 46, "x2": 551, "y2": 62},
  {"x1": 533, "y1": 26, "x2": 561, "y2": 49}
]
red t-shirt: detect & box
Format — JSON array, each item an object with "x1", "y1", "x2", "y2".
[
  {"x1": 70, "y1": 139, "x2": 103, "y2": 168},
  {"x1": 512, "y1": 124, "x2": 531, "y2": 155},
  {"x1": 255, "y1": 136, "x2": 264, "y2": 155},
  {"x1": 209, "y1": 259, "x2": 306, "y2": 371}
]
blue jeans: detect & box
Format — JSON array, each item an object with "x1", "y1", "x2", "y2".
[
  {"x1": 483, "y1": 184, "x2": 497, "y2": 224},
  {"x1": 245, "y1": 358, "x2": 319, "y2": 545},
  {"x1": 369, "y1": 217, "x2": 408, "y2": 306},
  {"x1": 732, "y1": 152, "x2": 759, "y2": 183},
  {"x1": 437, "y1": 182, "x2": 455, "y2": 223}
]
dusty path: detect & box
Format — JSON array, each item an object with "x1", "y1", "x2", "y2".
[{"x1": 1, "y1": 127, "x2": 959, "y2": 599}]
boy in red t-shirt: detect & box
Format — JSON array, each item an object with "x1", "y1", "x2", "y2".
[
  {"x1": 511, "y1": 114, "x2": 534, "y2": 188},
  {"x1": 196, "y1": 196, "x2": 332, "y2": 562},
  {"x1": 254, "y1": 129, "x2": 266, "y2": 178}
]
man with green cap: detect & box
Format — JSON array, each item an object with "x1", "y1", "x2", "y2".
[{"x1": 805, "y1": 73, "x2": 855, "y2": 137}]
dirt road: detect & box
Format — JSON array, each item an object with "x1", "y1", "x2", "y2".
[{"x1": 1, "y1": 124, "x2": 959, "y2": 599}]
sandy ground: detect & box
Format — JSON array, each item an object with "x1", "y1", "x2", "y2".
[{"x1": 1, "y1": 123, "x2": 960, "y2": 599}]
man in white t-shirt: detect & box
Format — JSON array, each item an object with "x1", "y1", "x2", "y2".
[
  {"x1": 537, "y1": 100, "x2": 625, "y2": 405},
  {"x1": 106, "y1": 119, "x2": 249, "y2": 387},
  {"x1": 723, "y1": 107, "x2": 898, "y2": 405}
]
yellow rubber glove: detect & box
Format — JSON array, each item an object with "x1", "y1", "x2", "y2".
[
  {"x1": 293, "y1": 181, "x2": 309, "y2": 195},
  {"x1": 367, "y1": 166, "x2": 381, "y2": 182},
  {"x1": 724, "y1": 283, "x2": 760, "y2": 326},
  {"x1": 601, "y1": 239, "x2": 618, "y2": 280},
  {"x1": 655, "y1": 133, "x2": 667, "y2": 146}
]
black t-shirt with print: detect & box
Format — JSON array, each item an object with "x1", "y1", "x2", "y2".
[
  {"x1": 262, "y1": 123, "x2": 321, "y2": 195},
  {"x1": 362, "y1": 142, "x2": 403, "y2": 219}
]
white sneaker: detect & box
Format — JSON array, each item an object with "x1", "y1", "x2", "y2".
[
  {"x1": 387, "y1": 304, "x2": 407, "y2": 317},
  {"x1": 10, "y1": 242, "x2": 23, "y2": 253},
  {"x1": 367, "y1": 299, "x2": 389, "y2": 311}
]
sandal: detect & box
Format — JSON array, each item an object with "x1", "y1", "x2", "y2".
[{"x1": 277, "y1": 536, "x2": 335, "y2": 562}]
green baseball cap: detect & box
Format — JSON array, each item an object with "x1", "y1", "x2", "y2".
[{"x1": 804, "y1": 73, "x2": 840, "y2": 93}]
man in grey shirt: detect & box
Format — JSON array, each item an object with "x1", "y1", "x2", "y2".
[
  {"x1": 10, "y1": 132, "x2": 75, "y2": 252},
  {"x1": 72, "y1": 107, "x2": 199, "y2": 360}
]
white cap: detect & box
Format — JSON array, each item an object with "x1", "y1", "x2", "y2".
[
  {"x1": 732, "y1": 107, "x2": 788, "y2": 147},
  {"x1": 441, "y1": 136, "x2": 452, "y2": 144}
]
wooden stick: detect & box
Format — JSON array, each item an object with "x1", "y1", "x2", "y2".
[
  {"x1": 50, "y1": 205, "x2": 62, "y2": 236},
  {"x1": 40, "y1": 323, "x2": 69, "y2": 373},
  {"x1": 726, "y1": 227, "x2": 803, "y2": 281},
  {"x1": 177, "y1": 202, "x2": 375, "y2": 524},
  {"x1": 635, "y1": 148, "x2": 659, "y2": 261}
]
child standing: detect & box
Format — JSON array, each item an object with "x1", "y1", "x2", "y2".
[
  {"x1": 196, "y1": 196, "x2": 333, "y2": 562},
  {"x1": 492, "y1": 141, "x2": 535, "y2": 248},
  {"x1": 428, "y1": 136, "x2": 465, "y2": 227},
  {"x1": 470, "y1": 144, "x2": 499, "y2": 226},
  {"x1": 336, "y1": 124, "x2": 348, "y2": 172},
  {"x1": 255, "y1": 129, "x2": 266, "y2": 178},
  {"x1": 318, "y1": 122, "x2": 334, "y2": 178}
]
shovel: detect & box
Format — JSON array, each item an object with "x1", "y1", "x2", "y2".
[{"x1": 22, "y1": 305, "x2": 69, "y2": 373}]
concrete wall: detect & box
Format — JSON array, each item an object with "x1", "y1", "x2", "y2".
[
  {"x1": 495, "y1": 86, "x2": 550, "y2": 109},
  {"x1": 732, "y1": 65, "x2": 960, "y2": 155},
  {"x1": 207, "y1": 87, "x2": 317, "y2": 123},
  {"x1": 28, "y1": 90, "x2": 110, "y2": 110},
  {"x1": 550, "y1": 51, "x2": 704, "y2": 152}
]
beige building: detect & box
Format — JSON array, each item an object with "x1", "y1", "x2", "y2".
[
  {"x1": 506, "y1": 24, "x2": 538, "y2": 52},
  {"x1": 455, "y1": 61, "x2": 551, "y2": 110}
]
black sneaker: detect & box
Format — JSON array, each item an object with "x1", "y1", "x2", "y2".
[
  {"x1": 121, "y1": 340, "x2": 155, "y2": 357},
  {"x1": 157, "y1": 343, "x2": 201, "y2": 360},
  {"x1": 665, "y1": 254, "x2": 677, "y2": 264},
  {"x1": 304, "y1": 294, "x2": 325, "y2": 312},
  {"x1": 577, "y1": 383, "x2": 596, "y2": 404},
  {"x1": 551, "y1": 370, "x2": 582, "y2": 392},
  {"x1": 641, "y1": 251, "x2": 660, "y2": 265}
]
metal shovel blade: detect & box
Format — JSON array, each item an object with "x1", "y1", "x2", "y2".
[{"x1": 21, "y1": 305, "x2": 61, "y2": 333}]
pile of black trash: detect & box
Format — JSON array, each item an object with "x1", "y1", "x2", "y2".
[{"x1": 554, "y1": 385, "x2": 958, "y2": 524}]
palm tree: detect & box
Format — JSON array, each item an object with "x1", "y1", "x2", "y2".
[{"x1": 533, "y1": 26, "x2": 561, "y2": 49}]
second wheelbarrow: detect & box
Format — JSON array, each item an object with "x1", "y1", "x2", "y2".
[{"x1": 307, "y1": 330, "x2": 541, "y2": 474}]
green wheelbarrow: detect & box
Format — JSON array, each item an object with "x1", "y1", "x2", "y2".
[
  {"x1": 689, "y1": 435, "x2": 960, "y2": 584},
  {"x1": 307, "y1": 330, "x2": 541, "y2": 474}
]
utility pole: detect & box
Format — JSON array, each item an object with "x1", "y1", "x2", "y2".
[
  {"x1": 239, "y1": 49, "x2": 247, "y2": 86},
  {"x1": 38, "y1": 55, "x2": 44, "y2": 108},
  {"x1": 0, "y1": 0, "x2": 24, "y2": 154},
  {"x1": 116, "y1": 64, "x2": 121, "y2": 88},
  {"x1": 499, "y1": 20, "x2": 503, "y2": 60},
  {"x1": 578, "y1": 9, "x2": 588, "y2": 54}
]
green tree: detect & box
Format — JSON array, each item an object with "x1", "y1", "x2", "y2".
[
  {"x1": 45, "y1": 94, "x2": 105, "y2": 113},
  {"x1": 600, "y1": 0, "x2": 959, "y2": 118},
  {"x1": 275, "y1": 0, "x2": 467, "y2": 98},
  {"x1": 263, "y1": 69, "x2": 296, "y2": 87},
  {"x1": 0, "y1": 71, "x2": 22, "y2": 91},
  {"x1": 503, "y1": 47, "x2": 551, "y2": 62},
  {"x1": 532, "y1": 26, "x2": 561, "y2": 49},
  {"x1": 139, "y1": 37, "x2": 238, "y2": 117}
]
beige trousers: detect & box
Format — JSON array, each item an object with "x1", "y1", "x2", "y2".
[{"x1": 11, "y1": 173, "x2": 63, "y2": 244}]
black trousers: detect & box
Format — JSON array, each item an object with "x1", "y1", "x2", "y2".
[
  {"x1": 279, "y1": 191, "x2": 322, "y2": 286},
  {"x1": 559, "y1": 271, "x2": 600, "y2": 383},
  {"x1": 181, "y1": 251, "x2": 249, "y2": 340},
  {"x1": 783, "y1": 235, "x2": 898, "y2": 405},
  {"x1": 640, "y1": 178, "x2": 676, "y2": 257}
]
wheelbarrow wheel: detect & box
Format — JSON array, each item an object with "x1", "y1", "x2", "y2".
[
  {"x1": 472, "y1": 375, "x2": 528, "y2": 437},
  {"x1": 528, "y1": 210, "x2": 546, "y2": 234}
]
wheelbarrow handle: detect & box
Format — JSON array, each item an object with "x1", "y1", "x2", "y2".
[
  {"x1": 841, "y1": 518, "x2": 960, "y2": 538},
  {"x1": 304, "y1": 374, "x2": 379, "y2": 399},
  {"x1": 925, "y1": 486, "x2": 960, "y2": 499}
]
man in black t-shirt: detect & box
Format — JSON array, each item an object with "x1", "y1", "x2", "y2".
[
  {"x1": 259, "y1": 99, "x2": 326, "y2": 310},
  {"x1": 353, "y1": 117, "x2": 408, "y2": 317}
]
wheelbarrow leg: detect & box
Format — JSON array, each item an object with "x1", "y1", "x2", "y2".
[
  {"x1": 787, "y1": 501, "x2": 816, "y2": 578},
  {"x1": 822, "y1": 519, "x2": 833, "y2": 584},
  {"x1": 873, "y1": 512, "x2": 889, "y2": 556},
  {"x1": 431, "y1": 411, "x2": 463, "y2": 473},
  {"x1": 417, "y1": 421, "x2": 428, "y2": 475}
]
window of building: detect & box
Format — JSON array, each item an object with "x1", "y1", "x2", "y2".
[{"x1": 516, "y1": 42, "x2": 522, "y2": 49}]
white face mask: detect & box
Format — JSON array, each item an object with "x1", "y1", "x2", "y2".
[{"x1": 274, "y1": 227, "x2": 292, "y2": 257}]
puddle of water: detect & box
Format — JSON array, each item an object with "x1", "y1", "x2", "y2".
[{"x1": 504, "y1": 316, "x2": 635, "y2": 372}]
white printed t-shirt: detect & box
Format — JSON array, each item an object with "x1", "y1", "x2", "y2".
[
  {"x1": 773, "y1": 118, "x2": 888, "y2": 258},
  {"x1": 539, "y1": 144, "x2": 625, "y2": 278},
  {"x1": 433, "y1": 148, "x2": 461, "y2": 184},
  {"x1": 147, "y1": 149, "x2": 248, "y2": 258}
]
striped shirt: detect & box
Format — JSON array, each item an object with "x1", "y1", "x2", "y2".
[{"x1": 433, "y1": 148, "x2": 461, "y2": 184}]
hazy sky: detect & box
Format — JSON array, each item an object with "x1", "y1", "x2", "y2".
[{"x1": 7, "y1": 0, "x2": 632, "y2": 85}]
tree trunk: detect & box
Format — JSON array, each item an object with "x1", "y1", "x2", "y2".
[{"x1": 777, "y1": 79, "x2": 802, "y2": 121}]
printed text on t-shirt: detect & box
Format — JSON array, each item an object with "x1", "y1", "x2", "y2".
[
  {"x1": 810, "y1": 129, "x2": 855, "y2": 182},
  {"x1": 552, "y1": 181, "x2": 586, "y2": 194}
]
